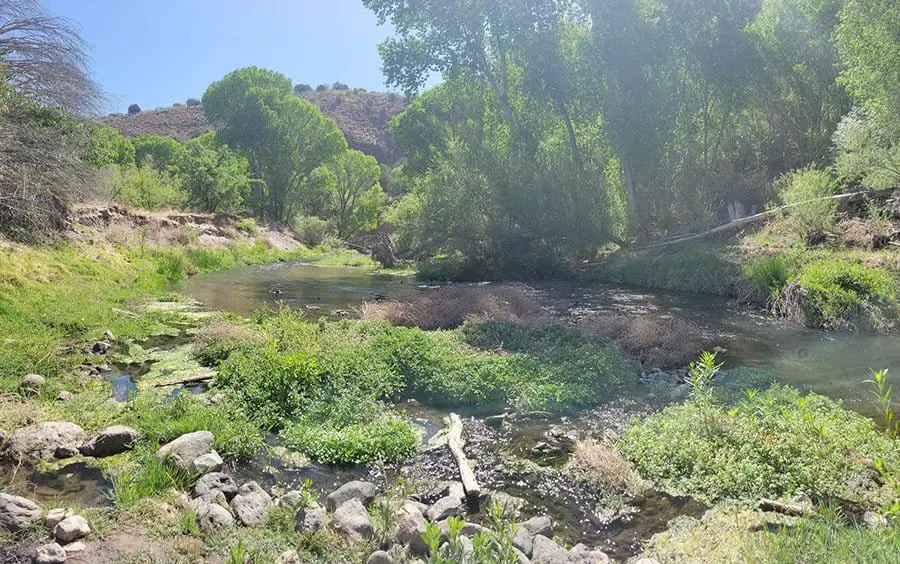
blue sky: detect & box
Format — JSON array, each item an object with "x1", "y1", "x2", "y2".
[{"x1": 42, "y1": 0, "x2": 407, "y2": 113}]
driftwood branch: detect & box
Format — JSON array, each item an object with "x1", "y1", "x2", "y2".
[
  {"x1": 758, "y1": 498, "x2": 815, "y2": 517},
  {"x1": 150, "y1": 373, "x2": 215, "y2": 388},
  {"x1": 447, "y1": 413, "x2": 480, "y2": 499}
]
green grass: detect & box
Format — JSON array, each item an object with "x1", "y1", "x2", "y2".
[{"x1": 620, "y1": 385, "x2": 900, "y2": 509}]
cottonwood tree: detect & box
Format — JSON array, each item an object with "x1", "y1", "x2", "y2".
[
  {"x1": 0, "y1": 0, "x2": 103, "y2": 113},
  {"x1": 312, "y1": 149, "x2": 383, "y2": 237}
]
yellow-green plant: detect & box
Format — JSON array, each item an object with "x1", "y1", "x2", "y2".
[{"x1": 865, "y1": 369, "x2": 898, "y2": 438}]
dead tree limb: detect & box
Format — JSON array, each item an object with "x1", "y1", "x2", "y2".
[
  {"x1": 447, "y1": 413, "x2": 480, "y2": 500},
  {"x1": 758, "y1": 498, "x2": 815, "y2": 517},
  {"x1": 150, "y1": 373, "x2": 215, "y2": 388}
]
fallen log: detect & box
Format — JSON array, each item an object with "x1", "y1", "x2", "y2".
[
  {"x1": 758, "y1": 498, "x2": 815, "y2": 517},
  {"x1": 150, "y1": 373, "x2": 215, "y2": 388},
  {"x1": 447, "y1": 413, "x2": 480, "y2": 500}
]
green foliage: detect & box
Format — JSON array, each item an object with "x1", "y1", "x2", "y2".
[
  {"x1": 178, "y1": 134, "x2": 252, "y2": 213},
  {"x1": 789, "y1": 259, "x2": 897, "y2": 330},
  {"x1": 102, "y1": 163, "x2": 187, "y2": 210},
  {"x1": 425, "y1": 503, "x2": 520, "y2": 563},
  {"x1": 281, "y1": 417, "x2": 418, "y2": 465},
  {"x1": 832, "y1": 108, "x2": 900, "y2": 190},
  {"x1": 620, "y1": 385, "x2": 900, "y2": 508},
  {"x1": 234, "y1": 218, "x2": 257, "y2": 235},
  {"x1": 107, "y1": 444, "x2": 196, "y2": 508},
  {"x1": 290, "y1": 214, "x2": 333, "y2": 247},
  {"x1": 88, "y1": 124, "x2": 135, "y2": 167},
  {"x1": 743, "y1": 253, "x2": 798, "y2": 304},
  {"x1": 311, "y1": 149, "x2": 384, "y2": 237},
  {"x1": 132, "y1": 134, "x2": 187, "y2": 171},
  {"x1": 865, "y1": 369, "x2": 898, "y2": 439},
  {"x1": 776, "y1": 167, "x2": 840, "y2": 238}
]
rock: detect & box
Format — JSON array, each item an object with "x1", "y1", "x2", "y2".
[
  {"x1": 191, "y1": 451, "x2": 223, "y2": 474},
  {"x1": 568, "y1": 544, "x2": 609, "y2": 563},
  {"x1": 485, "y1": 414, "x2": 508, "y2": 429},
  {"x1": 277, "y1": 490, "x2": 305, "y2": 509},
  {"x1": 427, "y1": 495, "x2": 463, "y2": 521},
  {"x1": 45, "y1": 508, "x2": 74, "y2": 529},
  {"x1": 56, "y1": 391, "x2": 73, "y2": 402},
  {"x1": 79, "y1": 425, "x2": 140, "y2": 458},
  {"x1": 0, "y1": 492, "x2": 42, "y2": 532},
  {"x1": 513, "y1": 526, "x2": 534, "y2": 557},
  {"x1": 90, "y1": 341, "x2": 110, "y2": 355},
  {"x1": 294, "y1": 505, "x2": 326, "y2": 534},
  {"x1": 532, "y1": 534, "x2": 568, "y2": 564},
  {"x1": 367, "y1": 550, "x2": 394, "y2": 564},
  {"x1": 862, "y1": 510, "x2": 888, "y2": 529},
  {"x1": 632, "y1": 559, "x2": 661, "y2": 564},
  {"x1": 485, "y1": 491, "x2": 524, "y2": 517},
  {"x1": 395, "y1": 503, "x2": 428, "y2": 555},
  {"x1": 193, "y1": 472, "x2": 238, "y2": 500},
  {"x1": 195, "y1": 500, "x2": 234, "y2": 531},
  {"x1": 103, "y1": 330, "x2": 115, "y2": 341},
  {"x1": 275, "y1": 549, "x2": 301, "y2": 564},
  {"x1": 62, "y1": 541, "x2": 86, "y2": 554},
  {"x1": 330, "y1": 498, "x2": 374, "y2": 541},
  {"x1": 21, "y1": 374, "x2": 45, "y2": 391},
  {"x1": 523, "y1": 515, "x2": 553, "y2": 538},
  {"x1": 0, "y1": 428, "x2": 7, "y2": 447},
  {"x1": 436, "y1": 519, "x2": 488, "y2": 542},
  {"x1": 513, "y1": 547, "x2": 530, "y2": 564},
  {"x1": 231, "y1": 481, "x2": 272, "y2": 527},
  {"x1": 405, "y1": 499, "x2": 428, "y2": 515},
  {"x1": 7, "y1": 422, "x2": 85, "y2": 461},
  {"x1": 34, "y1": 542, "x2": 66, "y2": 564},
  {"x1": 326, "y1": 480, "x2": 377, "y2": 511},
  {"x1": 53, "y1": 515, "x2": 90, "y2": 543},
  {"x1": 191, "y1": 490, "x2": 230, "y2": 511},
  {"x1": 156, "y1": 430, "x2": 214, "y2": 471}
]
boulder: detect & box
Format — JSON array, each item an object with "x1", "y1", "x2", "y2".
[
  {"x1": 367, "y1": 550, "x2": 394, "y2": 564},
  {"x1": 523, "y1": 515, "x2": 553, "y2": 537},
  {"x1": 45, "y1": 508, "x2": 74, "y2": 529},
  {"x1": 0, "y1": 492, "x2": 42, "y2": 532},
  {"x1": 326, "y1": 480, "x2": 377, "y2": 511},
  {"x1": 275, "y1": 549, "x2": 301, "y2": 564},
  {"x1": 195, "y1": 500, "x2": 234, "y2": 531},
  {"x1": 7, "y1": 422, "x2": 85, "y2": 461},
  {"x1": 191, "y1": 490, "x2": 229, "y2": 511},
  {"x1": 230, "y1": 481, "x2": 272, "y2": 527},
  {"x1": 532, "y1": 534, "x2": 568, "y2": 564},
  {"x1": 191, "y1": 451, "x2": 223, "y2": 474},
  {"x1": 427, "y1": 495, "x2": 463, "y2": 521},
  {"x1": 513, "y1": 526, "x2": 534, "y2": 557},
  {"x1": 568, "y1": 544, "x2": 610, "y2": 563},
  {"x1": 193, "y1": 472, "x2": 238, "y2": 500},
  {"x1": 62, "y1": 541, "x2": 86, "y2": 555},
  {"x1": 330, "y1": 498, "x2": 374, "y2": 541},
  {"x1": 276, "y1": 490, "x2": 305, "y2": 509},
  {"x1": 90, "y1": 341, "x2": 110, "y2": 355},
  {"x1": 79, "y1": 425, "x2": 140, "y2": 458},
  {"x1": 485, "y1": 491, "x2": 524, "y2": 517},
  {"x1": 21, "y1": 374, "x2": 45, "y2": 392},
  {"x1": 394, "y1": 503, "x2": 428, "y2": 555},
  {"x1": 294, "y1": 504, "x2": 326, "y2": 534},
  {"x1": 34, "y1": 542, "x2": 67, "y2": 564},
  {"x1": 56, "y1": 391, "x2": 73, "y2": 402},
  {"x1": 156, "y1": 431, "x2": 214, "y2": 471},
  {"x1": 53, "y1": 515, "x2": 90, "y2": 543}
]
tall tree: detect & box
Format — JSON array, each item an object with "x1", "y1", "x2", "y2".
[{"x1": 312, "y1": 149, "x2": 384, "y2": 237}]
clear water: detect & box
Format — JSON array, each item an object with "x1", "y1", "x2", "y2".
[{"x1": 181, "y1": 263, "x2": 900, "y2": 409}]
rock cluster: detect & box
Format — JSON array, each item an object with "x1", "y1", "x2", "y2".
[{"x1": 0, "y1": 494, "x2": 92, "y2": 563}]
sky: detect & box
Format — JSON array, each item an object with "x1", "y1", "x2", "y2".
[{"x1": 42, "y1": 0, "x2": 410, "y2": 113}]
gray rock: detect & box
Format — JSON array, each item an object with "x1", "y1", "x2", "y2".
[
  {"x1": 275, "y1": 549, "x2": 301, "y2": 564},
  {"x1": 367, "y1": 550, "x2": 394, "y2": 564},
  {"x1": 405, "y1": 499, "x2": 428, "y2": 515},
  {"x1": 191, "y1": 490, "x2": 230, "y2": 511},
  {"x1": 79, "y1": 425, "x2": 140, "y2": 457},
  {"x1": 486, "y1": 491, "x2": 525, "y2": 517},
  {"x1": 21, "y1": 374, "x2": 45, "y2": 391},
  {"x1": 294, "y1": 505, "x2": 326, "y2": 534},
  {"x1": 395, "y1": 503, "x2": 428, "y2": 555},
  {"x1": 7, "y1": 422, "x2": 85, "y2": 460},
  {"x1": 513, "y1": 526, "x2": 534, "y2": 557},
  {"x1": 513, "y1": 548, "x2": 530, "y2": 564},
  {"x1": 568, "y1": 544, "x2": 609, "y2": 563},
  {"x1": 195, "y1": 500, "x2": 234, "y2": 531},
  {"x1": 34, "y1": 542, "x2": 66, "y2": 564},
  {"x1": 532, "y1": 534, "x2": 568, "y2": 564},
  {"x1": 193, "y1": 472, "x2": 238, "y2": 500},
  {"x1": 90, "y1": 341, "x2": 110, "y2": 355},
  {"x1": 62, "y1": 541, "x2": 86, "y2": 554},
  {"x1": 427, "y1": 495, "x2": 463, "y2": 521},
  {"x1": 191, "y1": 451, "x2": 223, "y2": 474},
  {"x1": 156, "y1": 430, "x2": 214, "y2": 471},
  {"x1": 56, "y1": 391, "x2": 73, "y2": 402},
  {"x1": 326, "y1": 480, "x2": 377, "y2": 511},
  {"x1": 0, "y1": 492, "x2": 42, "y2": 532},
  {"x1": 863, "y1": 510, "x2": 888, "y2": 529},
  {"x1": 524, "y1": 515, "x2": 553, "y2": 537},
  {"x1": 277, "y1": 490, "x2": 305, "y2": 509},
  {"x1": 53, "y1": 515, "x2": 90, "y2": 543},
  {"x1": 485, "y1": 414, "x2": 508, "y2": 429},
  {"x1": 331, "y1": 498, "x2": 374, "y2": 541},
  {"x1": 231, "y1": 482, "x2": 272, "y2": 527},
  {"x1": 45, "y1": 508, "x2": 74, "y2": 529},
  {"x1": 436, "y1": 519, "x2": 488, "y2": 543}
]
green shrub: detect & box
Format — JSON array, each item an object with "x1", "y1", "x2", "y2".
[
  {"x1": 102, "y1": 163, "x2": 187, "y2": 210},
  {"x1": 107, "y1": 443, "x2": 196, "y2": 508},
  {"x1": 783, "y1": 259, "x2": 897, "y2": 330},
  {"x1": 281, "y1": 417, "x2": 418, "y2": 465},
  {"x1": 291, "y1": 214, "x2": 332, "y2": 247},
  {"x1": 776, "y1": 167, "x2": 840, "y2": 238},
  {"x1": 234, "y1": 218, "x2": 257, "y2": 235},
  {"x1": 620, "y1": 386, "x2": 899, "y2": 508},
  {"x1": 742, "y1": 253, "x2": 798, "y2": 304}
]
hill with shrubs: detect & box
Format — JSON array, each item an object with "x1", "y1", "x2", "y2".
[{"x1": 103, "y1": 87, "x2": 408, "y2": 164}]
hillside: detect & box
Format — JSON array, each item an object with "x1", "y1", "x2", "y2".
[{"x1": 102, "y1": 89, "x2": 408, "y2": 164}]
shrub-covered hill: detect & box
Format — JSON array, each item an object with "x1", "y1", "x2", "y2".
[{"x1": 102, "y1": 89, "x2": 408, "y2": 164}]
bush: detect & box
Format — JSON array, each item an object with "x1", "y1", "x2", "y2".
[
  {"x1": 742, "y1": 253, "x2": 798, "y2": 305},
  {"x1": 777, "y1": 259, "x2": 898, "y2": 330},
  {"x1": 185, "y1": 98, "x2": 201, "y2": 106},
  {"x1": 127, "y1": 103, "x2": 141, "y2": 115},
  {"x1": 294, "y1": 84, "x2": 312, "y2": 94},
  {"x1": 332, "y1": 82, "x2": 349, "y2": 90},
  {"x1": 833, "y1": 108, "x2": 900, "y2": 190},
  {"x1": 102, "y1": 163, "x2": 187, "y2": 210},
  {"x1": 776, "y1": 167, "x2": 841, "y2": 238},
  {"x1": 281, "y1": 417, "x2": 418, "y2": 465},
  {"x1": 234, "y1": 218, "x2": 257, "y2": 235},
  {"x1": 620, "y1": 385, "x2": 899, "y2": 508},
  {"x1": 291, "y1": 215, "x2": 332, "y2": 247},
  {"x1": 316, "y1": 84, "x2": 328, "y2": 92}
]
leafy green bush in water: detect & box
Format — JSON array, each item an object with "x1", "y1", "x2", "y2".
[
  {"x1": 776, "y1": 166, "x2": 840, "y2": 239},
  {"x1": 620, "y1": 385, "x2": 899, "y2": 508},
  {"x1": 281, "y1": 417, "x2": 418, "y2": 465},
  {"x1": 742, "y1": 253, "x2": 798, "y2": 304},
  {"x1": 783, "y1": 259, "x2": 897, "y2": 330}
]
